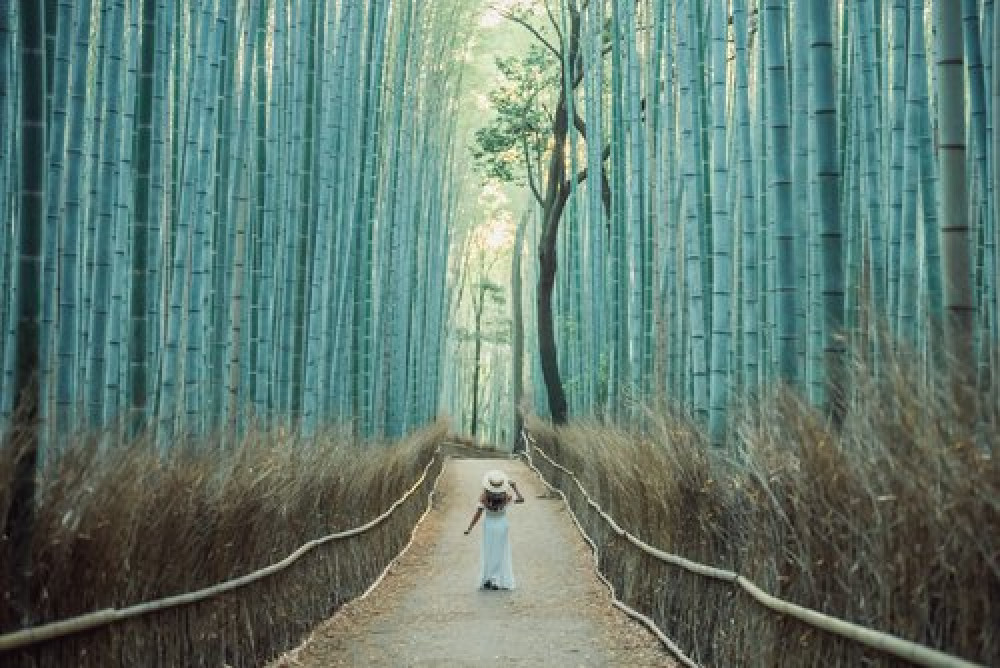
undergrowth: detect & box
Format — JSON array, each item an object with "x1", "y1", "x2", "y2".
[
  {"x1": 0, "y1": 418, "x2": 448, "y2": 667},
  {"x1": 527, "y1": 356, "x2": 998, "y2": 667}
]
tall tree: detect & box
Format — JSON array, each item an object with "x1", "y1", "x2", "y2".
[
  {"x1": 475, "y1": 4, "x2": 608, "y2": 424},
  {"x1": 532, "y1": 8, "x2": 576, "y2": 425},
  {"x1": 469, "y1": 273, "x2": 506, "y2": 438}
]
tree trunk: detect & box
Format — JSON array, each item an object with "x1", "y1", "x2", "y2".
[
  {"x1": 537, "y1": 90, "x2": 572, "y2": 425},
  {"x1": 471, "y1": 279, "x2": 485, "y2": 437},
  {"x1": 537, "y1": 237, "x2": 569, "y2": 424},
  {"x1": 511, "y1": 219, "x2": 526, "y2": 449}
]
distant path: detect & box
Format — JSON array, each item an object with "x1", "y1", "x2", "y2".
[{"x1": 272, "y1": 457, "x2": 674, "y2": 667}]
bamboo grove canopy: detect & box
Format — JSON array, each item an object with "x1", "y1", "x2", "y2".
[
  {"x1": 1, "y1": 0, "x2": 998, "y2": 448},
  {"x1": 1, "y1": 0, "x2": 463, "y2": 443}
]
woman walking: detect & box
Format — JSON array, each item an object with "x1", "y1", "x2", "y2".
[{"x1": 464, "y1": 469, "x2": 525, "y2": 590}]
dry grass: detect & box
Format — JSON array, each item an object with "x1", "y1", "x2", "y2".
[
  {"x1": 527, "y1": 355, "x2": 998, "y2": 667},
  {"x1": 0, "y1": 418, "x2": 448, "y2": 667}
]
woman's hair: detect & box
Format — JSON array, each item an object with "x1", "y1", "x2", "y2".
[{"x1": 482, "y1": 489, "x2": 508, "y2": 511}]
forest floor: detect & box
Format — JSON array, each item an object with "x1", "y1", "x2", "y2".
[{"x1": 269, "y1": 457, "x2": 675, "y2": 667}]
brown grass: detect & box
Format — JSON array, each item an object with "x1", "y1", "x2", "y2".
[
  {"x1": 0, "y1": 418, "x2": 448, "y2": 667},
  {"x1": 526, "y1": 355, "x2": 998, "y2": 667}
]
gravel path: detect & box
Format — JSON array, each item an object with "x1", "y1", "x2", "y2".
[{"x1": 271, "y1": 457, "x2": 675, "y2": 667}]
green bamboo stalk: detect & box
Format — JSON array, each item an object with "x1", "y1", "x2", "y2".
[
  {"x1": 606, "y1": 0, "x2": 627, "y2": 419},
  {"x1": 304, "y1": 0, "x2": 335, "y2": 430},
  {"x1": 994, "y1": 0, "x2": 1000, "y2": 363},
  {"x1": 934, "y1": 0, "x2": 977, "y2": 400},
  {"x1": 765, "y1": 0, "x2": 801, "y2": 385},
  {"x1": 886, "y1": 0, "x2": 907, "y2": 332},
  {"x1": 146, "y1": 0, "x2": 170, "y2": 413},
  {"x1": 809, "y1": 0, "x2": 845, "y2": 423},
  {"x1": 86, "y1": 0, "x2": 126, "y2": 426},
  {"x1": 734, "y1": 0, "x2": 759, "y2": 391},
  {"x1": 208, "y1": 0, "x2": 239, "y2": 427},
  {"x1": 129, "y1": 0, "x2": 157, "y2": 436},
  {"x1": 322, "y1": 0, "x2": 358, "y2": 420},
  {"x1": 679, "y1": 0, "x2": 707, "y2": 420},
  {"x1": 104, "y1": 0, "x2": 138, "y2": 425},
  {"x1": 40, "y1": 0, "x2": 72, "y2": 427},
  {"x1": 583, "y1": 0, "x2": 607, "y2": 415},
  {"x1": 621, "y1": 0, "x2": 646, "y2": 410},
  {"x1": 289, "y1": 0, "x2": 319, "y2": 422},
  {"x1": 383, "y1": 0, "x2": 417, "y2": 438},
  {"x1": 794, "y1": 0, "x2": 812, "y2": 380},
  {"x1": 963, "y1": 0, "x2": 989, "y2": 292},
  {"x1": 0, "y1": 3, "x2": 12, "y2": 414},
  {"x1": 6, "y1": 0, "x2": 46, "y2": 626},
  {"x1": 53, "y1": 0, "x2": 92, "y2": 430},
  {"x1": 855, "y1": 0, "x2": 885, "y2": 360},
  {"x1": 708, "y1": 0, "x2": 733, "y2": 444},
  {"x1": 249, "y1": 0, "x2": 270, "y2": 419},
  {"x1": 898, "y1": 0, "x2": 926, "y2": 344}
]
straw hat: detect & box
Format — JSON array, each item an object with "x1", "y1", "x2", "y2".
[{"x1": 482, "y1": 470, "x2": 508, "y2": 493}]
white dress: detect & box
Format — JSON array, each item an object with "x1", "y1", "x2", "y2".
[{"x1": 478, "y1": 499, "x2": 515, "y2": 590}]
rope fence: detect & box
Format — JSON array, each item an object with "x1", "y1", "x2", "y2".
[
  {"x1": 0, "y1": 446, "x2": 446, "y2": 658},
  {"x1": 518, "y1": 447, "x2": 699, "y2": 668},
  {"x1": 523, "y1": 433, "x2": 982, "y2": 668},
  {"x1": 4, "y1": 431, "x2": 981, "y2": 666},
  {"x1": 267, "y1": 448, "x2": 450, "y2": 665}
]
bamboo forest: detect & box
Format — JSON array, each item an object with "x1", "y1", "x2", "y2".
[{"x1": 1, "y1": 0, "x2": 998, "y2": 666}]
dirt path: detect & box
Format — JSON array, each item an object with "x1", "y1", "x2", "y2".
[{"x1": 272, "y1": 457, "x2": 675, "y2": 667}]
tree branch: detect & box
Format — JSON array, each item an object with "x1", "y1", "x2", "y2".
[
  {"x1": 497, "y1": 8, "x2": 561, "y2": 60},
  {"x1": 573, "y1": 110, "x2": 588, "y2": 138},
  {"x1": 543, "y1": 0, "x2": 563, "y2": 49}
]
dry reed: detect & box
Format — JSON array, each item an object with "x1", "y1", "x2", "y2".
[
  {"x1": 527, "y1": 354, "x2": 998, "y2": 667},
  {"x1": 0, "y1": 418, "x2": 448, "y2": 667}
]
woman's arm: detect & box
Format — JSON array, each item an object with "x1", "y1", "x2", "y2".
[{"x1": 464, "y1": 507, "x2": 483, "y2": 534}]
